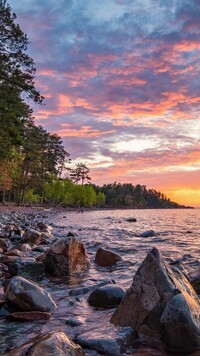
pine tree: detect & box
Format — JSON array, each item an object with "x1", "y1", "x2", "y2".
[{"x1": 0, "y1": 0, "x2": 43, "y2": 158}]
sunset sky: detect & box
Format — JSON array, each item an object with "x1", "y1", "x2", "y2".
[{"x1": 10, "y1": 0, "x2": 200, "y2": 206}]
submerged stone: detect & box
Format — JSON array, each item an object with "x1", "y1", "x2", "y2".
[{"x1": 140, "y1": 230, "x2": 157, "y2": 237}]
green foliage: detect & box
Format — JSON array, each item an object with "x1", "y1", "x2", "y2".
[
  {"x1": 93, "y1": 183, "x2": 188, "y2": 209},
  {"x1": 96, "y1": 191, "x2": 106, "y2": 207},
  {"x1": 14, "y1": 123, "x2": 70, "y2": 205},
  {"x1": 23, "y1": 189, "x2": 40, "y2": 204},
  {"x1": 43, "y1": 178, "x2": 98, "y2": 208},
  {"x1": 0, "y1": 1, "x2": 43, "y2": 160},
  {"x1": 0, "y1": 0, "x2": 43, "y2": 103}
]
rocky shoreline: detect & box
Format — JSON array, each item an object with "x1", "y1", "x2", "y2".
[{"x1": 0, "y1": 208, "x2": 200, "y2": 355}]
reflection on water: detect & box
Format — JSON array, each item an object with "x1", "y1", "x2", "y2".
[{"x1": 1, "y1": 209, "x2": 200, "y2": 354}]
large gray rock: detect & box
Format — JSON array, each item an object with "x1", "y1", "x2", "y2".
[
  {"x1": 38, "y1": 236, "x2": 90, "y2": 276},
  {"x1": 5, "y1": 276, "x2": 56, "y2": 312},
  {"x1": 26, "y1": 331, "x2": 84, "y2": 355},
  {"x1": 110, "y1": 247, "x2": 200, "y2": 354},
  {"x1": 95, "y1": 247, "x2": 122, "y2": 267}
]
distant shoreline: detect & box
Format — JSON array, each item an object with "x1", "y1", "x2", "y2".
[{"x1": 0, "y1": 204, "x2": 194, "y2": 214}]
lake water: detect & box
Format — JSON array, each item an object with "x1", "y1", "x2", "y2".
[{"x1": 1, "y1": 208, "x2": 200, "y2": 355}]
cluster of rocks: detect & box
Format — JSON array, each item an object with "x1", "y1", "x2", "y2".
[
  {"x1": 0, "y1": 210, "x2": 200, "y2": 355},
  {"x1": 0, "y1": 210, "x2": 91, "y2": 354}
]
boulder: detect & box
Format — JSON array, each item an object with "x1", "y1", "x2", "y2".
[
  {"x1": 110, "y1": 247, "x2": 200, "y2": 354},
  {"x1": 38, "y1": 236, "x2": 90, "y2": 276},
  {"x1": 88, "y1": 284, "x2": 126, "y2": 308},
  {"x1": 5, "y1": 276, "x2": 56, "y2": 312},
  {"x1": 140, "y1": 230, "x2": 157, "y2": 237},
  {"x1": 22, "y1": 229, "x2": 42, "y2": 245},
  {"x1": 95, "y1": 247, "x2": 122, "y2": 267},
  {"x1": 26, "y1": 331, "x2": 84, "y2": 355}
]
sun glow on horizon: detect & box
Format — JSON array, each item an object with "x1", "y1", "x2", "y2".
[{"x1": 160, "y1": 188, "x2": 200, "y2": 208}]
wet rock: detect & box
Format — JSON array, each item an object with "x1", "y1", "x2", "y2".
[
  {"x1": 0, "y1": 255, "x2": 24, "y2": 265},
  {"x1": 26, "y1": 331, "x2": 84, "y2": 355},
  {"x1": 6, "y1": 311, "x2": 51, "y2": 321},
  {"x1": 0, "y1": 238, "x2": 13, "y2": 252},
  {"x1": 88, "y1": 284, "x2": 126, "y2": 308},
  {"x1": 190, "y1": 274, "x2": 200, "y2": 294},
  {"x1": 76, "y1": 334, "x2": 121, "y2": 355},
  {"x1": 5, "y1": 276, "x2": 57, "y2": 312},
  {"x1": 6, "y1": 249, "x2": 25, "y2": 258},
  {"x1": 111, "y1": 247, "x2": 200, "y2": 354},
  {"x1": 36, "y1": 221, "x2": 48, "y2": 231},
  {"x1": 95, "y1": 247, "x2": 123, "y2": 267},
  {"x1": 41, "y1": 231, "x2": 55, "y2": 244},
  {"x1": 38, "y1": 236, "x2": 90, "y2": 276},
  {"x1": 22, "y1": 228, "x2": 42, "y2": 245},
  {"x1": 130, "y1": 348, "x2": 167, "y2": 355},
  {"x1": 76, "y1": 327, "x2": 137, "y2": 355},
  {"x1": 0, "y1": 302, "x2": 19, "y2": 317},
  {"x1": 169, "y1": 260, "x2": 189, "y2": 278},
  {"x1": 8, "y1": 259, "x2": 45, "y2": 280},
  {"x1": 0, "y1": 295, "x2": 6, "y2": 308},
  {"x1": 126, "y1": 218, "x2": 137, "y2": 222},
  {"x1": 32, "y1": 246, "x2": 46, "y2": 253},
  {"x1": 67, "y1": 231, "x2": 76, "y2": 237},
  {"x1": 65, "y1": 316, "x2": 85, "y2": 326},
  {"x1": 9, "y1": 226, "x2": 23, "y2": 240},
  {"x1": 160, "y1": 292, "x2": 200, "y2": 352},
  {"x1": 19, "y1": 243, "x2": 32, "y2": 253},
  {"x1": 140, "y1": 230, "x2": 157, "y2": 237}
]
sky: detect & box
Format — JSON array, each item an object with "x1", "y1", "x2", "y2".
[{"x1": 9, "y1": 0, "x2": 200, "y2": 206}]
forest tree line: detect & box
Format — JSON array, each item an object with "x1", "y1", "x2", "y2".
[
  {"x1": 93, "y1": 183, "x2": 191, "y2": 209},
  {"x1": 0, "y1": 1, "x2": 190, "y2": 209}
]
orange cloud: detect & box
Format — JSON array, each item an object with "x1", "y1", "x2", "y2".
[
  {"x1": 57, "y1": 123, "x2": 115, "y2": 137},
  {"x1": 174, "y1": 41, "x2": 200, "y2": 52}
]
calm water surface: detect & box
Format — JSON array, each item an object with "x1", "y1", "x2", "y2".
[{"x1": 1, "y1": 209, "x2": 200, "y2": 355}]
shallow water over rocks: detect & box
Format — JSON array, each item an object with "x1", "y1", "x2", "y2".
[{"x1": 1, "y1": 208, "x2": 200, "y2": 355}]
